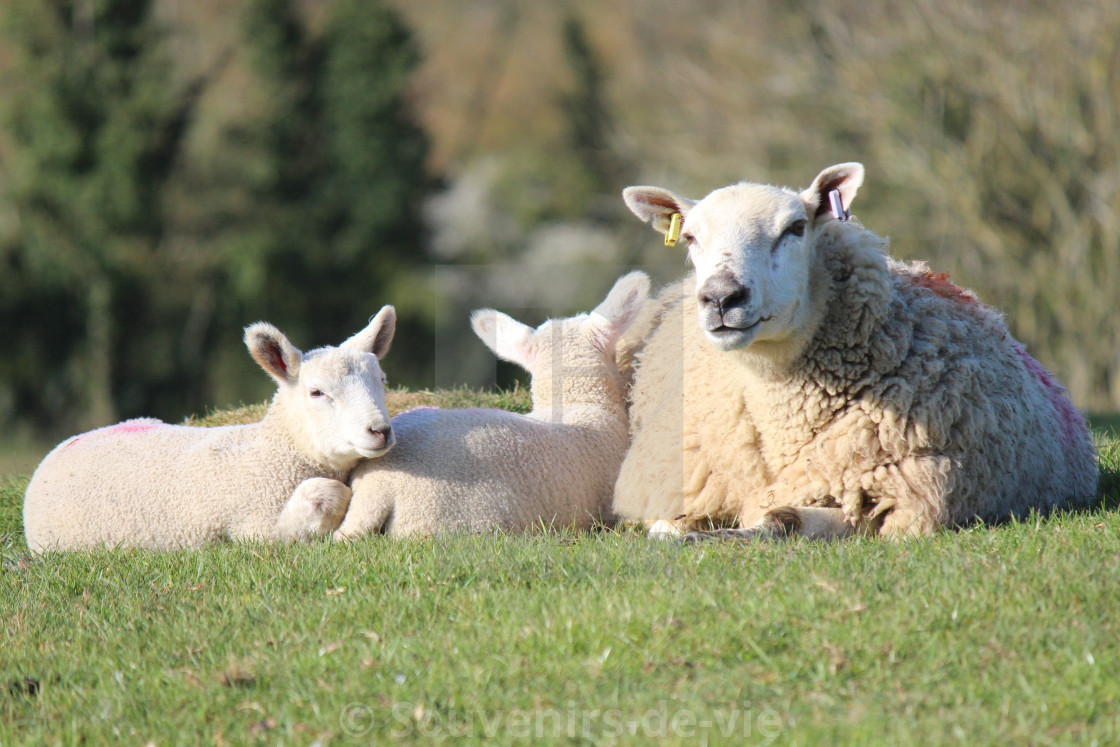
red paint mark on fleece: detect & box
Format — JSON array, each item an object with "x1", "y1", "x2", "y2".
[
  {"x1": 909, "y1": 271, "x2": 980, "y2": 308},
  {"x1": 61, "y1": 419, "x2": 162, "y2": 451},
  {"x1": 1011, "y1": 340, "x2": 1087, "y2": 452},
  {"x1": 108, "y1": 421, "x2": 161, "y2": 435}
]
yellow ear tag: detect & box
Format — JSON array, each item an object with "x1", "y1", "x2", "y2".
[{"x1": 665, "y1": 212, "x2": 682, "y2": 247}]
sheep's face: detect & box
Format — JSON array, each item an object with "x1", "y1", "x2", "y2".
[
  {"x1": 680, "y1": 184, "x2": 812, "y2": 351},
  {"x1": 623, "y1": 163, "x2": 865, "y2": 353},
  {"x1": 246, "y1": 305, "x2": 397, "y2": 471}
]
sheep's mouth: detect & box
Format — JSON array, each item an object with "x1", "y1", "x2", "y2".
[
  {"x1": 354, "y1": 439, "x2": 395, "y2": 459},
  {"x1": 703, "y1": 314, "x2": 773, "y2": 351}
]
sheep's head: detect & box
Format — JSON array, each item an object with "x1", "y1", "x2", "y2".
[
  {"x1": 624, "y1": 163, "x2": 864, "y2": 352},
  {"x1": 245, "y1": 306, "x2": 397, "y2": 471},
  {"x1": 470, "y1": 271, "x2": 650, "y2": 409}
]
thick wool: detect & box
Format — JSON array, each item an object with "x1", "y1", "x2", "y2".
[
  {"x1": 615, "y1": 219, "x2": 1098, "y2": 535},
  {"x1": 23, "y1": 311, "x2": 396, "y2": 551},
  {"x1": 338, "y1": 272, "x2": 649, "y2": 538}
]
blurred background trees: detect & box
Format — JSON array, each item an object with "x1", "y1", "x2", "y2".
[{"x1": 0, "y1": 0, "x2": 1117, "y2": 450}]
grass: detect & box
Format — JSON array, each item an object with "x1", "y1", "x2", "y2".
[{"x1": 2, "y1": 391, "x2": 1119, "y2": 745}]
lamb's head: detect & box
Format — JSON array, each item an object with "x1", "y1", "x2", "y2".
[
  {"x1": 245, "y1": 306, "x2": 396, "y2": 471},
  {"x1": 624, "y1": 163, "x2": 864, "y2": 352},
  {"x1": 470, "y1": 271, "x2": 650, "y2": 408}
]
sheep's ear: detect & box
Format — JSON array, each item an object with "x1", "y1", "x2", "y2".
[
  {"x1": 245, "y1": 322, "x2": 302, "y2": 384},
  {"x1": 589, "y1": 271, "x2": 651, "y2": 350},
  {"x1": 622, "y1": 186, "x2": 697, "y2": 237},
  {"x1": 471, "y1": 309, "x2": 537, "y2": 370},
  {"x1": 800, "y1": 162, "x2": 865, "y2": 222},
  {"x1": 342, "y1": 305, "x2": 396, "y2": 360}
]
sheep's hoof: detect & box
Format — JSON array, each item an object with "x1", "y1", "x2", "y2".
[{"x1": 647, "y1": 519, "x2": 684, "y2": 540}]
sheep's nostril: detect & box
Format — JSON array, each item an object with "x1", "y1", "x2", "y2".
[
  {"x1": 721, "y1": 287, "x2": 748, "y2": 309},
  {"x1": 698, "y1": 275, "x2": 750, "y2": 313},
  {"x1": 367, "y1": 426, "x2": 392, "y2": 449}
]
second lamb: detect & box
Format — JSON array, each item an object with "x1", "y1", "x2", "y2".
[{"x1": 334, "y1": 271, "x2": 650, "y2": 538}]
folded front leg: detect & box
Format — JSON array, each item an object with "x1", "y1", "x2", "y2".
[{"x1": 275, "y1": 477, "x2": 353, "y2": 542}]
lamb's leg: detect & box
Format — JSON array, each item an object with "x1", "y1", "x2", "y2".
[
  {"x1": 275, "y1": 478, "x2": 352, "y2": 542},
  {"x1": 333, "y1": 490, "x2": 394, "y2": 541},
  {"x1": 683, "y1": 507, "x2": 857, "y2": 543}
]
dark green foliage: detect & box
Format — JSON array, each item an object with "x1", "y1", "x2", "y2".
[
  {"x1": 237, "y1": 0, "x2": 434, "y2": 388},
  {"x1": 559, "y1": 15, "x2": 626, "y2": 198},
  {"x1": 0, "y1": 0, "x2": 202, "y2": 431},
  {"x1": 0, "y1": 0, "x2": 435, "y2": 437}
]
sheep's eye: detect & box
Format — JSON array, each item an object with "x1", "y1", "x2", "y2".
[
  {"x1": 380, "y1": 373, "x2": 388, "y2": 384},
  {"x1": 773, "y1": 220, "x2": 808, "y2": 253},
  {"x1": 309, "y1": 388, "x2": 325, "y2": 398}
]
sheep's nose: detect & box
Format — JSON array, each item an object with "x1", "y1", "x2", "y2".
[
  {"x1": 367, "y1": 426, "x2": 393, "y2": 450},
  {"x1": 698, "y1": 274, "x2": 750, "y2": 313}
]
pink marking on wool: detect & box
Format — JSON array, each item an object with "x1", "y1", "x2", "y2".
[
  {"x1": 909, "y1": 271, "x2": 979, "y2": 308},
  {"x1": 1011, "y1": 340, "x2": 1087, "y2": 451},
  {"x1": 61, "y1": 420, "x2": 162, "y2": 451},
  {"x1": 107, "y1": 421, "x2": 161, "y2": 435}
]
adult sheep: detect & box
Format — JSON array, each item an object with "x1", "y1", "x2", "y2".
[
  {"x1": 23, "y1": 308, "x2": 397, "y2": 551},
  {"x1": 614, "y1": 163, "x2": 1098, "y2": 541}
]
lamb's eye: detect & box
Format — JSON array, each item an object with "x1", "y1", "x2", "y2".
[
  {"x1": 309, "y1": 388, "x2": 325, "y2": 398},
  {"x1": 380, "y1": 373, "x2": 388, "y2": 384}
]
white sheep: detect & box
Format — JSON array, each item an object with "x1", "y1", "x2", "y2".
[
  {"x1": 616, "y1": 163, "x2": 1098, "y2": 541},
  {"x1": 334, "y1": 271, "x2": 650, "y2": 538},
  {"x1": 23, "y1": 308, "x2": 397, "y2": 551}
]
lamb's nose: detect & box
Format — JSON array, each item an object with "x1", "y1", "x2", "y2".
[
  {"x1": 367, "y1": 426, "x2": 393, "y2": 450},
  {"x1": 698, "y1": 274, "x2": 750, "y2": 313}
]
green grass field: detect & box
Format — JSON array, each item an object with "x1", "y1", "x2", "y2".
[{"x1": 2, "y1": 392, "x2": 1119, "y2": 745}]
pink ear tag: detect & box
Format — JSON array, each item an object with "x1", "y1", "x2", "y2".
[{"x1": 828, "y1": 189, "x2": 849, "y2": 221}]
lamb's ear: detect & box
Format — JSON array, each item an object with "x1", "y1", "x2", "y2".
[
  {"x1": 589, "y1": 271, "x2": 651, "y2": 350},
  {"x1": 471, "y1": 309, "x2": 537, "y2": 370},
  {"x1": 342, "y1": 305, "x2": 396, "y2": 360},
  {"x1": 800, "y1": 162, "x2": 865, "y2": 222},
  {"x1": 245, "y1": 322, "x2": 302, "y2": 384},
  {"x1": 622, "y1": 186, "x2": 697, "y2": 237}
]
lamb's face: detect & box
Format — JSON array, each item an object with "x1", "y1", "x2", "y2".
[
  {"x1": 246, "y1": 305, "x2": 397, "y2": 471},
  {"x1": 682, "y1": 184, "x2": 813, "y2": 351},
  {"x1": 294, "y1": 347, "x2": 394, "y2": 465}
]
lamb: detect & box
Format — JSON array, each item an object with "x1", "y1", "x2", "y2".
[
  {"x1": 333, "y1": 271, "x2": 650, "y2": 538},
  {"x1": 614, "y1": 163, "x2": 1098, "y2": 541},
  {"x1": 23, "y1": 307, "x2": 397, "y2": 551}
]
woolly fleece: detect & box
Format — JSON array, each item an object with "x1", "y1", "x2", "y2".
[{"x1": 614, "y1": 219, "x2": 1098, "y2": 535}]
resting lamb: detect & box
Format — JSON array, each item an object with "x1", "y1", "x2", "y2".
[
  {"x1": 23, "y1": 308, "x2": 397, "y2": 550},
  {"x1": 335, "y1": 271, "x2": 650, "y2": 537}
]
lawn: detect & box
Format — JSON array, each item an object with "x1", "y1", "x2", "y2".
[{"x1": 2, "y1": 392, "x2": 1119, "y2": 745}]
